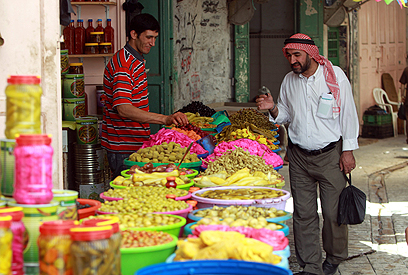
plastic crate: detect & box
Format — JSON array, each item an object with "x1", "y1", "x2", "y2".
[
  {"x1": 362, "y1": 124, "x2": 393, "y2": 139},
  {"x1": 363, "y1": 113, "x2": 392, "y2": 126}
]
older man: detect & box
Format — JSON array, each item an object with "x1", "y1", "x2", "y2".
[{"x1": 256, "y1": 33, "x2": 359, "y2": 275}]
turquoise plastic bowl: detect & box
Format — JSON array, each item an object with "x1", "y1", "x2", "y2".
[
  {"x1": 183, "y1": 221, "x2": 290, "y2": 237},
  {"x1": 120, "y1": 232, "x2": 178, "y2": 275}
]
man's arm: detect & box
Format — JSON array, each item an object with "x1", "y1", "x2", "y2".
[{"x1": 117, "y1": 104, "x2": 188, "y2": 126}]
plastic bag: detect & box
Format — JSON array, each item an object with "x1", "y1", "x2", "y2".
[
  {"x1": 337, "y1": 174, "x2": 366, "y2": 226},
  {"x1": 398, "y1": 103, "x2": 406, "y2": 120}
]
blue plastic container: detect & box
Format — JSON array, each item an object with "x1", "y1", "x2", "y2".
[{"x1": 136, "y1": 259, "x2": 292, "y2": 275}]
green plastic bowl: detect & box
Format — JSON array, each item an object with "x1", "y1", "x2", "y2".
[
  {"x1": 121, "y1": 169, "x2": 199, "y2": 179},
  {"x1": 123, "y1": 159, "x2": 202, "y2": 170},
  {"x1": 120, "y1": 232, "x2": 178, "y2": 275},
  {"x1": 110, "y1": 180, "x2": 194, "y2": 191},
  {"x1": 128, "y1": 214, "x2": 186, "y2": 236}
]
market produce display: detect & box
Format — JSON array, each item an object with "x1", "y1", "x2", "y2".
[
  {"x1": 194, "y1": 168, "x2": 282, "y2": 187},
  {"x1": 174, "y1": 230, "x2": 281, "y2": 264},
  {"x1": 191, "y1": 216, "x2": 283, "y2": 231},
  {"x1": 126, "y1": 163, "x2": 195, "y2": 175},
  {"x1": 229, "y1": 109, "x2": 277, "y2": 130},
  {"x1": 196, "y1": 188, "x2": 285, "y2": 200},
  {"x1": 84, "y1": 213, "x2": 183, "y2": 230},
  {"x1": 103, "y1": 186, "x2": 189, "y2": 200},
  {"x1": 129, "y1": 142, "x2": 201, "y2": 163},
  {"x1": 201, "y1": 147, "x2": 282, "y2": 175},
  {"x1": 121, "y1": 230, "x2": 174, "y2": 248},
  {"x1": 171, "y1": 127, "x2": 202, "y2": 140},
  {"x1": 194, "y1": 206, "x2": 288, "y2": 220},
  {"x1": 175, "y1": 101, "x2": 216, "y2": 117},
  {"x1": 111, "y1": 174, "x2": 189, "y2": 188},
  {"x1": 140, "y1": 129, "x2": 208, "y2": 155}
]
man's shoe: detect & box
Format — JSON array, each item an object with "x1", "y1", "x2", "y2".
[
  {"x1": 323, "y1": 260, "x2": 339, "y2": 275},
  {"x1": 293, "y1": 272, "x2": 318, "y2": 275}
]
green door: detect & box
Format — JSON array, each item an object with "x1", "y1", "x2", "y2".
[
  {"x1": 296, "y1": 0, "x2": 323, "y2": 54},
  {"x1": 328, "y1": 27, "x2": 340, "y2": 66},
  {"x1": 138, "y1": 0, "x2": 172, "y2": 134}
]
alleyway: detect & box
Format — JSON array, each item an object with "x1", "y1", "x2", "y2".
[{"x1": 279, "y1": 135, "x2": 408, "y2": 274}]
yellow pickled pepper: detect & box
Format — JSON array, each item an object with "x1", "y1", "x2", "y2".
[{"x1": 0, "y1": 216, "x2": 13, "y2": 275}]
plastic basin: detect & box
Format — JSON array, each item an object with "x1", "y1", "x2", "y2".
[
  {"x1": 110, "y1": 180, "x2": 194, "y2": 191},
  {"x1": 123, "y1": 159, "x2": 202, "y2": 170},
  {"x1": 192, "y1": 186, "x2": 291, "y2": 210},
  {"x1": 187, "y1": 206, "x2": 292, "y2": 223},
  {"x1": 97, "y1": 204, "x2": 193, "y2": 219},
  {"x1": 136, "y1": 259, "x2": 292, "y2": 275},
  {"x1": 100, "y1": 191, "x2": 192, "y2": 202},
  {"x1": 121, "y1": 232, "x2": 178, "y2": 275},
  {"x1": 77, "y1": 198, "x2": 101, "y2": 220},
  {"x1": 183, "y1": 221, "x2": 289, "y2": 237},
  {"x1": 121, "y1": 169, "x2": 199, "y2": 179}
]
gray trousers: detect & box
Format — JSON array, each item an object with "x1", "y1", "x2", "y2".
[
  {"x1": 288, "y1": 141, "x2": 348, "y2": 275},
  {"x1": 106, "y1": 152, "x2": 130, "y2": 180}
]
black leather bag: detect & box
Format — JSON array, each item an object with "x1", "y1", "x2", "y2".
[
  {"x1": 337, "y1": 174, "x2": 366, "y2": 226},
  {"x1": 398, "y1": 103, "x2": 406, "y2": 120}
]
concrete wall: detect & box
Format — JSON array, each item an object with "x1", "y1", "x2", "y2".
[
  {"x1": 0, "y1": 0, "x2": 63, "y2": 188},
  {"x1": 172, "y1": 0, "x2": 232, "y2": 110}
]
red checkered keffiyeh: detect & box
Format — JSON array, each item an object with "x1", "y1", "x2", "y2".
[{"x1": 282, "y1": 33, "x2": 341, "y2": 114}]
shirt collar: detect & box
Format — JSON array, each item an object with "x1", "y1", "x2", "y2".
[
  {"x1": 124, "y1": 42, "x2": 144, "y2": 62},
  {"x1": 298, "y1": 64, "x2": 322, "y2": 82}
]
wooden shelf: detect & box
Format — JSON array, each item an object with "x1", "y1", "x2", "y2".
[
  {"x1": 69, "y1": 53, "x2": 114, "y2": 58},
  {"x1": 71, "y1": 1, "x2": 116, "y2": 5}
]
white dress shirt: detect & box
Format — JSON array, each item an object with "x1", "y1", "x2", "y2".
[{"x1": 271, "y1": 64, "x2": 359, "y2": 151}]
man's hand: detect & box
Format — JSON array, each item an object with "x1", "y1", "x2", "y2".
[
  {"x1": 340, "y1": 150, "x2": 356, "y2": 175},
  {"x1": 165, "y1": 112, "x2": 188, "y2": 126},
  {"x1": 256, "y1": 93, "x2": 275, "y2": 110}
]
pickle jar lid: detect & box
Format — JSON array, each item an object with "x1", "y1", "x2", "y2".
[
  {"x1": 70, "y1": 225, "x2": 113, "y2": 241},
  {"x1": 7, "y1": 75, "x2": 41, "y2": 85},
  {"x1": 82, "y1": 217, "x2": 120, "y2": 233},
  {"x1": 69, "y1": 63, "x2": 83, "y2": 66},
  {"x1": 90, "y1": 32, "x2": 104, "y2": 35},
  {"x1": 40, "y1": 220, "x2": 79, "y2": 235},
  {"x1": 0, "y1": 207, "x2": 24, "y2": 221},
  {"x1": 0, "y1": 216, "x2": 12, "y2": 228},
  {"x1": 99, "y1": 42, "x2": 112, "y2": 46},
  {"x1": 85, "y1": 43, "x2": 99, "y2": 46},
  {"x1": 15, "y1": 134, "x2": 52, "y2": 146}
]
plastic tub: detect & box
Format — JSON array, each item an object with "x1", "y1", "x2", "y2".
[
  {"x1": 192, "y1": 186, "x2": 291, "y2": 210},
  {"x1": 97, "y1": 204, "x2": 193, "y2": 219},
  {"x1": 193, "y1": 178, "x2": 285, "y2": 189},
  {"x1": 121, "y1": 168, "x2": 199, "y2": 179},
  {"x1": 110, "y1": 180, "x2": 194, "y2": 191},
  {"x1": 121, "y1": 232, "x2": 178, "y2": 275},
  {"x1": 128, "y1": 215, "x2": 186, "y2": 237},
  {"x1": 187, "y1": 206, "x2": 292, "y2": 224},
  {"x1": 100, "y1": 192, "x2": 192, "y2": 202},
  {"x1": 183, "y1": 222, "x2": 289, "y2": 237},
  {"x1": 123, "y1": 159, "x2": 202, "y2": 170},
  {"x1": 77, "y1": 199, "x2": 101, "y2": 220},
  {"x1": 136, "y1": 259, "x2": 292, "y2": 275}
]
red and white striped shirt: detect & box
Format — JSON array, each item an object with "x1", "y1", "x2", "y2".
[{"x1": 101, "y1": 43, "x2": 150, "y2": 154}]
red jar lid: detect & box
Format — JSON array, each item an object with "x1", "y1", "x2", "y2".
[
  {"x1": 82, "y1": 217, "x2": 120, "y2": 233},
  {"x1": 0, "y1": 207, "x2": 24, "y2": 221},
  {"x1": 70, "y1": 225, "x2": 113, "y2": 241},
  {"x1": 7, "y1": 75, "x2": 41, "y2": 85},
  {"x1": 16, "y1": 134, "x2": 52, "y2": 146},
  {"x1": 40, "y1": 220, "x2": 79, "y2": 235},
  {"x1": 0, "y1": 216, "x2": 12, "y2": 228}
]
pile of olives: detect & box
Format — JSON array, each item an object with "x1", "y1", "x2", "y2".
[
  {"x1": 99, "y1": 197, "x2": 189, "y2": 214},
  {"x1": 197, "y1": 188, "x2": 285, "y2": 200},
  {"x1": 104, "y1": 186, "x2": 189, "y2": 199},
  {"x1": 175, "y1": 101, "x2": 216, "y2": 117},
  {"x1": 194, "y1": 205, "x2": 287, "y2": 220},
  {"x1": 191, "y1": 216, "x2": 283, "y2": 231},
  {"x1": 129, "y1": 142, "x2": 200, "y2": 163},
  {"x1": 85, "y1": 213, "x2": 182, "y2": 229}
]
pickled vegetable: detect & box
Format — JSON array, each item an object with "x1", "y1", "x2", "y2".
[
  {"x1": 104, "y1": 186, "x2": 188, "y2": 199},
  {"x1": 192, "y1": 216, "x2": 284, "y2": 231},
  {"x1": 196, "y1": 188, "x2": 285, "y2": 200},
  {"x1": 194, "y1": 205, "x2": 288, "y2": 220},
  {"x1": 121, "y1": 230, "x2": 173, "y2": 248},
  {"x1": 0, "y1": 216, "x2": 13, "y2": 275}
]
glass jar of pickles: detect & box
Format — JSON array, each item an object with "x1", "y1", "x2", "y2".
[
  {"x1": 82, "y1": 218, "x2": 121, "y2": 275},
  {"x1": 5, "y1": 75, "x2": 42, "y2": 139},
  {"x1": 0, "y1": 207, "x2": 26, "y2": 275},
  {"x1": 0, "y1": 215, "x2": 13, "y2": 275},
  {"x1": 69, "y1": 63, "x2": 84, "y2": 74},
  {"x1": 85, "y1": 43, "x2": 99, "y2": 54},
  {"x1": 89, "y1": 32, "x2": 104, "y2": 43},
  {"x1": 70, "y1": 226, "x2": 114, "y2": 275},
  {"x1": 99, "y1": 42, "x2": 112, "y2": 54},
  {"x1": 38, "y1": 220, "x2": 78, "y2": 275}
]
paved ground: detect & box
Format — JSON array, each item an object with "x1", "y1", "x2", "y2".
[{"x1": 279, "y1": 135, "x2": 408, "y2": 275}]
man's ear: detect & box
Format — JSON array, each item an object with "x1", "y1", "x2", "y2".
[{"x1": 130, "y1": 30, "x2": 138, "y2": 40}]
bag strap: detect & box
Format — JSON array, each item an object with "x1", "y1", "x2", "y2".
[{"x1": 346, "y1": 173, "x2": 352, "y2": 186}]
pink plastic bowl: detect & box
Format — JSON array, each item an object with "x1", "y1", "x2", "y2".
[
  {"x1": 100, "y1": 192, "x2": 192, "y2": 202},
  {"x1": 96, "y1": 204, "x2": 193, "y2": 219}
]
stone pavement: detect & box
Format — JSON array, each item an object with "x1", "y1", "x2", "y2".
[{"x1": 279, "y1": 135, "x2": 408, "y2": 275}]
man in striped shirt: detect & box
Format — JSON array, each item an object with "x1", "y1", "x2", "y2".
[{"x1": 102, "y1": 13, "x2": 188, "y2": 179}]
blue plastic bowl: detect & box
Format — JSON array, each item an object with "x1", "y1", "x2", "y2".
[{"x1": 136, "y1": 259, "x2": 292, "y2": 275}]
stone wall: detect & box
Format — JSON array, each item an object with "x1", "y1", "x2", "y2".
[{"x1": 173, "y1": 0, "x2": 232, "y2": 110}]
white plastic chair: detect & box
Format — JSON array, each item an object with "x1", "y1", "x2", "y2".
[{"x1": 372, "y1": 88, "x2": 399, "y2": 137}]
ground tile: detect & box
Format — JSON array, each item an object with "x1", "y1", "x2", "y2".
[{"x1": 337, "y1": 263, "x2": 376, "y2": 275}]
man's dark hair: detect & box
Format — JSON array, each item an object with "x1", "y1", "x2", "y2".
[{"x1": 128, "y1": 13, "x2": 160, "y2": 39}]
